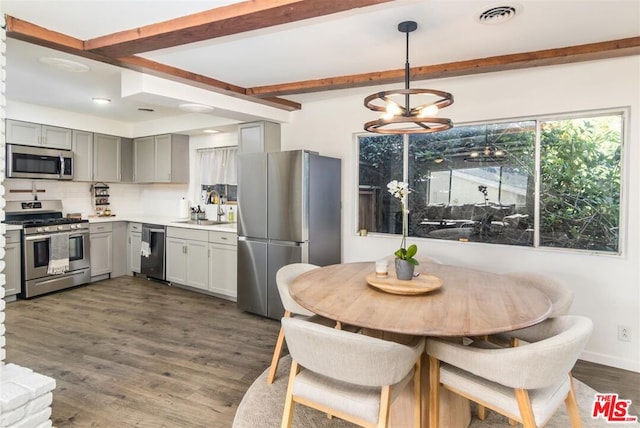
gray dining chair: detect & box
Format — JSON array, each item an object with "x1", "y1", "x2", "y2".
[
  {"x1": 486, "y1": 272, "x2": 574, "y2": 347},
  {"x1": 426, "y1": 315, "x2": 593, "y2": 428},
  {"x1": 268, "y1": 263, "x2": 340, "y2": 384},
  {"x1": 281, "y1": 316, "x2": 425, "y2": 428},
  {"x1": 507, "y1": 272, "x2": 574, "y2": 316}
]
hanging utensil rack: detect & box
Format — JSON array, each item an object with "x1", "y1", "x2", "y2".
[{"x1": 90, "y1": 182, "x2": 111, "y2": 216}]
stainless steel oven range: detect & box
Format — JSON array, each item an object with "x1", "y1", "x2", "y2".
[{"x1": 4, "y1": 200, "x2": 91, "y2": 298}]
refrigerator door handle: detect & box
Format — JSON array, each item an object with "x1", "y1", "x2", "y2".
[
  {"x1": 268, "y1": 239, "x2": 304, "y2": 246},
  {"x1": 238, "y1": 236, "x2": 268, "y2": 243}
]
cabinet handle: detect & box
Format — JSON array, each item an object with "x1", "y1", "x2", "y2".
[{"x1": 128, "y1": 237, "x2": 131, "y2": 244}]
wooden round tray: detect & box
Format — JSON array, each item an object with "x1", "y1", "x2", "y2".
[{"x1": 366, "y1": 272, "x2": 443, "y2": 295}]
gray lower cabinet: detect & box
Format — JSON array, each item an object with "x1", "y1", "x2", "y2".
[
  {"x1": 90, "y1": 223, "x2": 113, "y2": 278},
  {"x1": 166, "y1": 227, "x2": 209, "y2": 291},
  {"x1": 165, "y1": 227, "x2": 237, "y2": 300},
  {"x1": 133, "y1": 134, "x2": 189, "y2": 183},
  {"x1": 208, "y1": 231, "x2": 237, "y2": 300},
  {"x1": 111, "y1": 222, "x2": 128, "y2": 278},
  {"x1": 4, "y1": 230, "x2": 22, "y2": 298},
  {"x1": 128, "y1": 223, "x2": 142, "y2": 274}
]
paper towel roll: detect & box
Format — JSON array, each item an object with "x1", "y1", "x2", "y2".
[{"x1": 179, "y1": 198, "x2": 190, "y2": 219}]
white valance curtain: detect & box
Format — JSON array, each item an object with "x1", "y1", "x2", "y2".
[{"x1": 199, "y1": 146, "x2": 238, "y2": 185}]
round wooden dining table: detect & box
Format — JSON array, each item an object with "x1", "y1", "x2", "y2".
[
  {"x1": 290, "y1": 261, "x2": 552, "y2": 337},
  {"x1": 289, "y1": 261, "x2": 553, "y2": 427}
]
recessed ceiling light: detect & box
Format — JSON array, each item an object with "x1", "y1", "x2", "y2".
[
  {"x1": 179, "y1": 103, "x2": 215, "y2": 113},
  {"x1": 203, "y1": 129, "x2": 220, "y2": 134},
  {"x1": 92, "y1": 97, "x2": 111, "y2": 104},
  {"x1": 39, "y1": 57, "x2": 90, "y2": 72}
]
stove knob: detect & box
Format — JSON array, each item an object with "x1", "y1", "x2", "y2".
[
  {"x1": 70, "y1": 224, "x2": 77, "y2": 229},
  {"x1": 37, "y1": 227, "x2": 44, "y2": 233},
  {"x1": 58, "y1": 225, "x2": 65, "y2": 231}
]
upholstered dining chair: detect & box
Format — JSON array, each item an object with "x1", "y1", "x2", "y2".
[
  {"x1": 426, "y1": 315, "x2": 593, "y2": 428},
  {"x1": 507, "y1": 272, "x2": 574, "y2": 316},
  {"x1": 280, "y1": 317, "x2": 424, "y2": 428},
  {"x1": 267, "y1": 263, "x2": 321, "y2": 384},
  {"x1": 488, "y1": 272, "x2": 574, "y2": 347}
]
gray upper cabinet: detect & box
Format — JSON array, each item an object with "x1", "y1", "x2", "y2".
[
  {"x1": 7, "y1": 119, "x2": 72, "y2": 150},
  {"x1": 133, "y1": 134, "x2": 189, "y2": 183},
  {"x1": 238, "y1": 121, "x2": 281, "y2": 153},
  {"x1": 133, "y1": 136, "x2": 155, "y2": 183},
  {"x1": 154, "y1": 134, "x2": 173, "y2": 182},
  {"x1": 72, "y1": 130, "x2": 93, "y2": 181},
  {"x1": 93, "y1": 134, "x2": 121, "y2": 182},
  {"x1": 73, "y1": 131, "x2": 132, "y2": 183}
]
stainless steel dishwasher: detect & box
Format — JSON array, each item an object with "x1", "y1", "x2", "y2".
[{"x1": 141, "y1": 224, "x2": 166, "y2": 281}]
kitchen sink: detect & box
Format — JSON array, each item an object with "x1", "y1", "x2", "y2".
[{"x1": 172, "y1": 220, "x2": 229, "y2": 226}]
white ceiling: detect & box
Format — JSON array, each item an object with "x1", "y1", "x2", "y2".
[{"x1": 2, "y1": 0, "x2": 639, "y2": 132}]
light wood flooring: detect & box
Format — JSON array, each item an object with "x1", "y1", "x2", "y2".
[{"x1": 4, "y1": 276, "x2": 639, "y2": 427}]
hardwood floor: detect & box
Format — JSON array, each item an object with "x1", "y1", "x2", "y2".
[
  {"x1": 4, "y1": 277, "x2": 279, "y2": 428},
  {"x1": 4, "y1": 276, "x2": 639, "y2": 427}
]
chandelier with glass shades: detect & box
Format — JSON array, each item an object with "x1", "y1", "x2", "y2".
[{"x1": 364, "y1": 21, "x2": 454, "y2": 134}]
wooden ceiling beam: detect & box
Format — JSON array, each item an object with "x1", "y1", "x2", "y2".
[
  {"x1": 5, "y1": 15, "x2": 301, "y2": 111},
  {"x1": 6, "y1": 15, "x2": 95, "y2": 58},
  {"x1": 7, "y1": 12, "x2": 639, "y2": 109},
  {"x1": 247, "y1": 37, "x2": 640, "y2": 97},
  {"x1": 84, "y1": 0, "x2": 395, "y2": 58}
]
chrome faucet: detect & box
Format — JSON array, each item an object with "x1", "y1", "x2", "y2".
[{"x1": 211, "y1": 190, "x2": 225, "y2": 222}]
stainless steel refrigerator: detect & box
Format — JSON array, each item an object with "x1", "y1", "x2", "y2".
[{"x1": 237, "y1": 150, "x2": 341, "y2": 319}]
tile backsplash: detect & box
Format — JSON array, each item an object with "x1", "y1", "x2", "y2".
[{"x1": 4, "y1": 179, "x2": 189, "y2": 218}]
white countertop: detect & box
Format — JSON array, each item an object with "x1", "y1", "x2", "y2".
[
  {"x1": 5, "y1": 224, "x2": 22, "y2": 231},
  {"x1": 88, "y1": 215, "x2": 238, "y2": 233}
]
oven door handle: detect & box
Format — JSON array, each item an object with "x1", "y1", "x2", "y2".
[
  {"x1": 24, "y1": 232, "x2": 88, "y2": 242},
  {"x1": 25, "y1": 234, "x2": 52, "y2": 242},
  {"x1": 59, "y1": 153, "x2": 65, "y2": 178}
]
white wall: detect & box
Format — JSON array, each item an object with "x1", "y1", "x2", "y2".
[
  {"x1": 282, "y1": 57, "x2": 640, "y2": 372},
  {"x1": 2, "y1": 56, "x2": 638, "y2": 372}
]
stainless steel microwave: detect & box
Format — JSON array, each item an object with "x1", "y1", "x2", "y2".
[{"x1": 6, "y1": 144, "x2": 73, "y2": 180}]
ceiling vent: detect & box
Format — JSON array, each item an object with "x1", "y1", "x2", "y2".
[{"x1": 477, "y1": 5, "x2": 518, "y2": 24}]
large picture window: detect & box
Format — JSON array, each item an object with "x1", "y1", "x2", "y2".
[{"x1": 357, "y1": 111, "x2": 624, "y2": 253}]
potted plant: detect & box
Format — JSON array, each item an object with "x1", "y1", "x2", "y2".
[{"x1": 387, "y1": 180, "x2": 419, "y2": 280}]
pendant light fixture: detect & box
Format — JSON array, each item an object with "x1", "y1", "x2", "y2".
[{"x1": 364, "y1": 21, "x2": 454, "y2": 134}]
